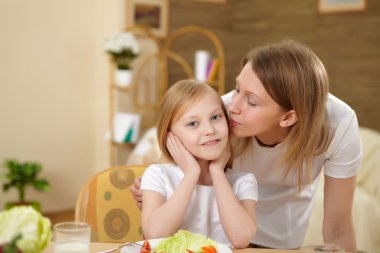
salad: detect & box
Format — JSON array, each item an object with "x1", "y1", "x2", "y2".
[
  {"x1": 140, "y1": 230, "x2": 218, "y2": 253},
  {"x1": 0, "y1": 206, "x2": 51, "y2": 253}
]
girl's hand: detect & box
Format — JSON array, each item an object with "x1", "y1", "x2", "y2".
[
  {"x1": 166, "y1": 132, "x2": 201, "y2": 177},
  {"x1": 209, "y1": 147, "x2": 230, "y2": 177}
]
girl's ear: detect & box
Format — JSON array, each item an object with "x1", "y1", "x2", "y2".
[{"x1": 279, "y1": 110, "x2": 297, "y2": 128}]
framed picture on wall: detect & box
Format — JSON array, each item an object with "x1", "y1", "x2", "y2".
[
  {"x1": 126, "y1": 0, "x2": 169, "y2": 38},
  {"x1": 318, "y1": 0, "x2": 367, "y2": 13}
]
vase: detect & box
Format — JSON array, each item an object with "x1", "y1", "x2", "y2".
[
  {"x1": 5, "y1": 201, "x2": 41, "y2": 212},
  {"x1": 115, "y1": 69, "x2": 133, "y2": 87}
]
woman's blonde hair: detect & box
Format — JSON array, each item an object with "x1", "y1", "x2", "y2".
[
  {"x1": 238, "y1": 40, "x2": 331, "y2": 187},
  {"x1": 157, "y1": 79, "x2": 232, "y2": 166}
]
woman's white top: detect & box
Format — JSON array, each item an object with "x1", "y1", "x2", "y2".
[
  {"x1": 141, "y1": 163, "x2": 258, "y2": 246},
  {"x1": 223, "y1": 92, "x2": 362, "y2": 248}
]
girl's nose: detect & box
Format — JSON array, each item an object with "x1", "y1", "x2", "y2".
[{"x1": 204, "y1": 122, "x2": 216, "y2": 135}]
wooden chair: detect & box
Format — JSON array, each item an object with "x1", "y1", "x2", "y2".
[{"x1": 75, "y1": 165, "x2": 146, "y2": 242}]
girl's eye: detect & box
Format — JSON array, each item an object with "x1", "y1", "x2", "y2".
[
  {"x1": 234, "y1": 87, "x2": 240, "y2": 94},
  {"x1": 211, "y1": 115, "x2": 222, "y2": 121},
  {"x1": 187, "y1": 121, "x2": 199, "y2": 127}
]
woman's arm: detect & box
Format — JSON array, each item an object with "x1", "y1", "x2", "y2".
[
  {"x1": 323, "y1": 175, "x2": 356, "y2": 252},
  {"x1": 209, "y1": 151, "x2": 256, "y2": 248}
]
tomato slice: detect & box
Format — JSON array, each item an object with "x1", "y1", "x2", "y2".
[
  {"x1": 201, "y1": 245, "x2": 217, "y2": 253},
  {"x1": 140, "y1": 240, "x2": 151, "y2": 253}
]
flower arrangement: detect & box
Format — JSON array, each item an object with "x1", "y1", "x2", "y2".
[{"x1": 104, "y1": 32, "x2": 141, "y2": 70}]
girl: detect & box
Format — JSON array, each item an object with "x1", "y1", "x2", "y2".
[{"x1": 140, "y1": 80, "x2": 257, "y2": 248}]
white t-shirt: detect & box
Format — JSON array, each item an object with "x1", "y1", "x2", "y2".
[
  {"x1": 223, "y1": 92, "x2": 362, "y2": 248},
  {"x1": 141, "y1": 163, "x2": 258, "y2": 246}
]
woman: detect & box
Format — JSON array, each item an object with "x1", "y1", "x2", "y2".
[{"x1": 131, "y1": 40, "x2": 361, "y2": 252}]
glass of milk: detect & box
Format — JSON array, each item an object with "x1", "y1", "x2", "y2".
[{"x1": 53, "y1": 222, "x2": 91, "y2": 253}]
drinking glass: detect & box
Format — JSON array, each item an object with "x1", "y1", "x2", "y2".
[{"x1": 53, "y1": 222, "x2": 91, "y2": 253}]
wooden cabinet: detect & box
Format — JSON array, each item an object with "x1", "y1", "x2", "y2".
[{"x1": 109, "y1": 25, "x2": 225, "y2": 166}]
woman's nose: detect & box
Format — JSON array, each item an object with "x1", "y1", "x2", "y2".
[{"x1": 228, "y1": 94, "x2": 240, "y2": 114}]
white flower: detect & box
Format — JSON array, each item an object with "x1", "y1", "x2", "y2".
[{"x1": 104, "y1": 32, "x2": 140, "y2": 54}]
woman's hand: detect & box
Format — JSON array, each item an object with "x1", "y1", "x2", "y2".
[
  {"x1": 166, "y1": 132, "x2": 200, "y2": 177},
  {"x1": 130, "y1": 177, "x2": 142, "y2": 208}
]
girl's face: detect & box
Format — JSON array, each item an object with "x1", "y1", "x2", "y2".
[
  {"x1": 170, "y1": 92, "x2": 229, "y2": 161},
  {"x1": 228, "y1": 62, "x2": 288, "y2": 144}
]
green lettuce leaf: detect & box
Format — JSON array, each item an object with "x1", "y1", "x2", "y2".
[
  {"x1": 154, "y1": 230, "x2": 216, "y2": 253},
  {"x1": 0, "y1": 206, "x2": 52, "y2": 253}
]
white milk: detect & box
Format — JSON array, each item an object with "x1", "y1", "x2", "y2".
[{"x1": 54, "y1": 242, "x2": 89, "y2": 253}]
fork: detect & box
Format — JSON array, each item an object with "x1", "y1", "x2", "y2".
[{"x1": 98, "y1": 241, "x2": 143, "y2": 253}]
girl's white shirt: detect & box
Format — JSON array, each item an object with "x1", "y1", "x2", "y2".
[
  {"x1": 223, "y1": 92, "x2": 362, "y2": 248},
  {"x1": 141, "y1": 163, "x2": 258, "y2": 246}
]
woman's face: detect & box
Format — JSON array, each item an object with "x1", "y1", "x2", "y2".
[
  {"x1": 170, "y1": 92, "x2": 229, "y2": 161},
  {"x1": 228, "y1": 62, "x2": 288, "y2": 144}
]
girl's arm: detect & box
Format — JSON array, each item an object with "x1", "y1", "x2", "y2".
[
  {"x1": 141, "y1": 173, "x2": 198, "y2": 239},
  {"x1": 142, "y1": 133, "x2": 200, "y2": 239},
  {"x1": 209, "y1": 151, "x2": 256, "y2": 248},
  {"x1": 323, "y1": 175, "x2": 356, "y2": 252}
]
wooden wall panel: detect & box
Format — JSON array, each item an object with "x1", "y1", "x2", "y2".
[{"x1": 168, "y1": 0, "x2": 380, "y2": 132}]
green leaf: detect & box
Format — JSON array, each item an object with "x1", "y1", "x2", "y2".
[
  {"x1": 3, "y1": 233, "x2": 22, "y2": 253},
  {"x1": 4, "y1": 159, "x2": 19, "y2": 170},
  {"x1": 8, "y1": 161, "x2": 20, "y2": 175},
  {"x1": 33, "y1": 180, "x2": 50, "y2": 192},
  {"x1": 3, "y1": 183, "x2": 11, "y2": 192},
  {"x1": 23, "y1": 163, "x2": 34, "y2": 178},
  {"x1": 2, "y1": 159, "x2": 50, "y2": 201}
]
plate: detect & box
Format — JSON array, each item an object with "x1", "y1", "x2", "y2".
[{"x1": 121, "y1": 238, "x2": 232, "y2": 253}]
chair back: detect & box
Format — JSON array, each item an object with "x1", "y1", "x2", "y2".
[{"x1": 75, "y1": 165, "x2": 146, "y2": 242}]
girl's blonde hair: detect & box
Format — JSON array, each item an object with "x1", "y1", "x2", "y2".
[
  {"x1": 157, "y1": 79, "x2": 232, "y2": 165},
  {"x1": 238, "y1": 40, "x2": 332, "y2": 187}
]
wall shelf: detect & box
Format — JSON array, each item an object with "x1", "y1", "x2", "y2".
[{"x1": 108, "y1": 25, "x2": 225, "y2": 166}]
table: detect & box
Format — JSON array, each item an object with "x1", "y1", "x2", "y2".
[{"x1": 43, "y1": 242, "x2": 302, "y2": 253}]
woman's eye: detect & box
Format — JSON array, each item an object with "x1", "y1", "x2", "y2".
[
  {"x1": 247, "y1": 96, "x2": 257, "y2": 106},
  {"x1": 234, "y1": 87, "x2": 240, "y2": 94}
]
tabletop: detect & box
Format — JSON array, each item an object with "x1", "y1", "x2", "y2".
[{"x1": 43, "y1": 242, "x2": 303, "y2": 253}]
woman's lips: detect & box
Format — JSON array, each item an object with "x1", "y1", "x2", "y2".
[{"x1": 230, "y1": 119, "x2": 241, "y2": 127}]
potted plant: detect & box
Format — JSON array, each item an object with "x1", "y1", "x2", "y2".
[
  {"x1": 104, "y1": 31, "x2": 141, "y2": 87},
  {"x1": 0, "y1": 159, "x2": 50, "y2": 211}
]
